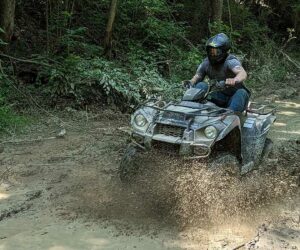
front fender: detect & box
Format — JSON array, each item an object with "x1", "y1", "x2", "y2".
[{"x1": 216, "y1": 114, "x2": 241, "y2": 141}]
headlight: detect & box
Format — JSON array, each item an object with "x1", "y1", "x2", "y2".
[
  {"x1": 134, "y1": 114, "x2": 147, "y2": 127},
  {"x1": 204, "y1": 126, "x2": 217, "y2": 139}
]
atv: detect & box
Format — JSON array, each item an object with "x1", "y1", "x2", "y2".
[{"x1": 119, "y1": 80, "x2": 276, "y2": 181}]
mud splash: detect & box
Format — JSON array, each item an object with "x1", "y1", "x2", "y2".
[
  {"x1": 70, "y1": 140, "x2": 299, "y2": 232},
  {"x1": 170, "y1": 140, "x2": 299, "y2": 227}
]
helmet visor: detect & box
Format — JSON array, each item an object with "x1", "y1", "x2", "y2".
[{"x1": 207, "y1": 47, "x2": 223, "y2": 57}]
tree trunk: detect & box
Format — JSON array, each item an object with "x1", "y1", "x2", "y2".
[
  {"x1": 180, "y1": 0, "x2": 210, "y2": 43},
  {"x1": 192, "y1": 0, "x2": 209, "y2": 41},
  {"x1": 0, "y1": 0, "x2": 16, "y2": 42},
  {"x1": 210, "y1": 0, "x2": 223, "y2": 22},
  {"x1": 104, "y1": 0, "x2": 118, "y2": 58}
]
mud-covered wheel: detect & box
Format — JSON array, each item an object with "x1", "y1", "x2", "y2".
[
  {"x1": 208, "y1": 152, "x2": 240, "y2": 175},
  {"x1": 261, "y1": 138, "x2": 273, "y2": 160},
  {"x1": 119, "y1": 144, "x2": 141, "y2": 182}
]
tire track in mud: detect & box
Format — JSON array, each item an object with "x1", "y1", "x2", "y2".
[{"x1": 0, "y1": 190, "x2": 42, "y2": 222}]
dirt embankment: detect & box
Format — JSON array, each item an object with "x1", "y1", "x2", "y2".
[{"x1": 0, "y1": 95, "x2": 299, "y2": 250}]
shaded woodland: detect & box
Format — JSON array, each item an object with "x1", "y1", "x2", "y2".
[{"x1": 0, "y1": 0, "x2": 299, "y2": 130}]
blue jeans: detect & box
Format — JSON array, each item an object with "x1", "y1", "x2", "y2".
[{"x1": 195, "y1": 82, "x2": 249, "y2": 112}]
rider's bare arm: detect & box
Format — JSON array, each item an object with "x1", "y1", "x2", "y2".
[
  {"x1": 226, "y1": 66, "x2": 247, "y2": 86},
  {"x1": 190, "y1": 73, "x2": 204, "y2": 85},
  {"x1": 189, "y1": 61, "x2": 207, "y2": 85}
]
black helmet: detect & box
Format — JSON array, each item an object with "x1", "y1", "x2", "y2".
[{"x1": 206, "y1": 33, "x2": 231, "y2": 65}]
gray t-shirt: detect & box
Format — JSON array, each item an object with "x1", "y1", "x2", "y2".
[{"x1": 196, "y1": 54, "x2": 245, "y2": 96}]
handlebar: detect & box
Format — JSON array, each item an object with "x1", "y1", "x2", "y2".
[
  {"x1": 213, "y1": 80, "x2": 226, "y2": 89},
  {"x1": 182, "y1": 80, "x2": 193, "y2": 89},
  {"x1": 182, "y1": 80, "x2": 228, "y2": 90}
]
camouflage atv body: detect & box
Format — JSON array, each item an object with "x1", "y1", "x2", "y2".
[{"x1": 119, "y1": 81, "x2": 276, "y2": 181}]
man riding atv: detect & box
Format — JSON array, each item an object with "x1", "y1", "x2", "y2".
[
  {"x1": 185, "y1": 33, "x2": 250, "y2": 113},
  {"x1": 119, "y1": 33, "x2": 276, "y2": 181}
]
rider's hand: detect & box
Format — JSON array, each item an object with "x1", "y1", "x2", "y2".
[
  {"x1": 182, "y1": 80, "x2": 193, "y2": 88},
  {"x1": 225, "y1": 78, "x2": 236, "y2": 86}
]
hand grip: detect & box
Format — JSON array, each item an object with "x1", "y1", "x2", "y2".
[{"x1": 182, "y1": 80, "x2": 192, "y2": 89}]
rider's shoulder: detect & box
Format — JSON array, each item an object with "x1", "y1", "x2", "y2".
[
  {"x1": 197, "y1": 57, "x2": 209, "y2": 71},
  {"x1": 225, "y1": 54, "x2": 241, "y2": 62},
  {"x1": 201, "y1": 57, "x2": 210, "y2": 66},
  {"x1": 225, "y1": 54, "x2": 242, "y2": 68}
]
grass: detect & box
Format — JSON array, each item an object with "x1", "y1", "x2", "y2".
[{"x1": 0, "y1": 105, "x2": 28, "y2": 135}]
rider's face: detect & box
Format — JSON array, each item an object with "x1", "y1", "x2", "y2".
[{"x1": 208, "y1": 47, "x2": 222, "y2": 57}]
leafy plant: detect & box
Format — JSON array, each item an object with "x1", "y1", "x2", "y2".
[
  {"x1": 0, "y1": 27, "x2": 8, "y2": 45},
  {"x1": 0, "y1": 74, "x2": 27, "y2": 133},
  {"x1": 38, "y1": 54, "x2": 179, "y2": 106}
]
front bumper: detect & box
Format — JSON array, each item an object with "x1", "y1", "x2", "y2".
[{"x1": 132, "y1": 132, "x2": 212, "y2": 159}]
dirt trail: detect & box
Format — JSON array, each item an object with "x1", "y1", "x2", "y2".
[{"x1": 0, "y1": 96, "x2": 299, "y2": 250}]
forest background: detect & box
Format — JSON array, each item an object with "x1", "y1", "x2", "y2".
[{"x1": 0, "y1": 0, "x2": 299, "y2": 132}]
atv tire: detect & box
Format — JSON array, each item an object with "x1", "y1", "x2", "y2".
[
  {"x1": 261, "y1": 138, "x2": 273, "y2": 160},
  {"x1": 119, "y1": 144, "x2": 142, "y2": 182},
  {"x1": 209, "y1": 152, "x2": 240, "y2": 175}
]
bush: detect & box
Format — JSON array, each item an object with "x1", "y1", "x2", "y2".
[
  {"x1": 0, "y1": 74, "x2": 26, "y2": 133},
  {"x1": 38, "y1": 54, "x2": 183, "y2": 106}
]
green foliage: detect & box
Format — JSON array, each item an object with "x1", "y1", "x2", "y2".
[
  {"x1": 38, "y1": 55, "x2": 180, "y2": 105},
  {"x1": 32, "y1": 0, "x2": 199, "y2": 105},
  {"x1": 0, "y1": 102, "x2": 24, "y2": 133},
  {"x1": 7, "y1": 0, "x2": 300, "y2": 111},
  {"x1": 208, "y1": 21, "x2": 241, "y2": 52},
  {"x1": 219, "y1": 2, "x2": 293, "y2": 88},
  {"x1": 0, "y1": 74, "x2": 27, "y2": 133},
  {"x1": 125, "y1": 40, "x2": 203, "y2": 81},
  {"x1": 169, "y1": 46, "x2": 204, "y2": 81},
  {"x1": 0, "y1": 27, "x2": 8, "y2": 45},
  {"x1": 117, "y1": 0, "x2": 186, "y2": 51},
  {"x1": 246, "y1": 42, "x2": 291, "y2": 89}
]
